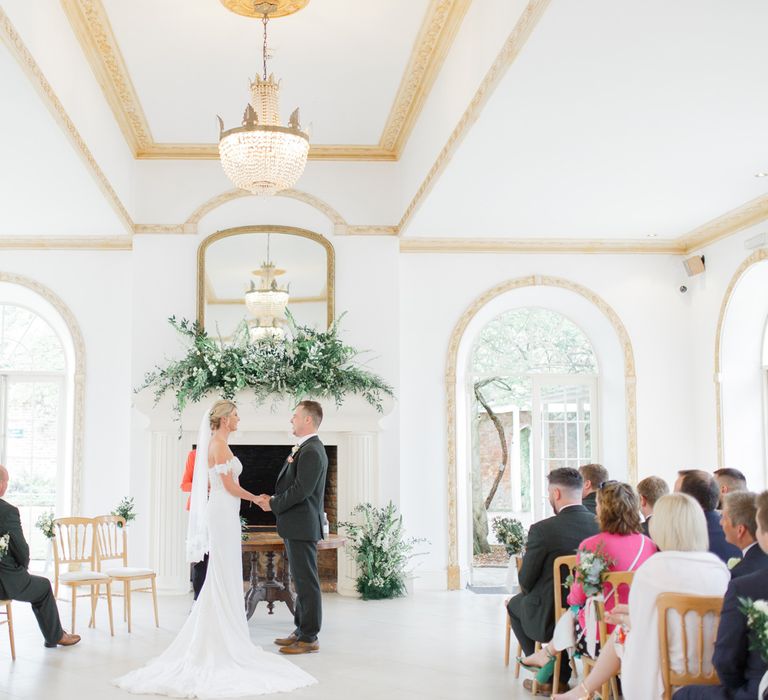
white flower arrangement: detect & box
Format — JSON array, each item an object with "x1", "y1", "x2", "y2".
[
  {"x1": 727, "y1": 556, "x2": 742, "y2": 570},
  {"x1": 739, "y1": 597, "x2": 768, "y2": 663},
  {"x1": 0, "y1": 533, "x2": 10, "y2": 560}
]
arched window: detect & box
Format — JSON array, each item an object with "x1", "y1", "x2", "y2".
[
  {"x1": 0, "y1": 304, "x2": 66, "y2": 566},
  {"x1": 469, "y1": 308, "x2": 598, "y2": 581}
]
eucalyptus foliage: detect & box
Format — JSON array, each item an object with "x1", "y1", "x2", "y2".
[
  {"x1": 111, "y1": 496, "x2": 137, "y2": 526},
  {"x1": 491, "y1": 516, "x2": 527, "y2": 556},
  {"x1": 139, "y1": 314, "x2": 393, "y2": 416},
  {"x1": 339, "y1": 502, "x2": 427, "y2": 600}
]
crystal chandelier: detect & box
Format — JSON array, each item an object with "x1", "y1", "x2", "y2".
[
  {"x1": 217, "y1": 8, "x2": 309, "y2": 196},
  {"x1": 245, "y1": 234, "x2": 289, "y2": 339}
]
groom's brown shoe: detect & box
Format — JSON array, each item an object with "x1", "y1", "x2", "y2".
[
  {"x1": 274, "y1": 633, "x2": 299, "y2": 646},
  {"x1": 279, "y1": 640, "x2": 319, "y2": 655}
]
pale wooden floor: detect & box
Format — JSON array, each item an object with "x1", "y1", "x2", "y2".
[{"x1": 0, "y1": 587, "x2": 543, "y2": 699}]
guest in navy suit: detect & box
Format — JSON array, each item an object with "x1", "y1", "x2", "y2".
[
  {"x1": 721, "y1": 491, "x2": 768, "y2": 579},
  {"x1": 675, "y1": 470, "x2": 740, "y2": 564},
  {"x1": 637, "y1": 476, "x2": 669, "y2": 537},
  {"x1": 676, "y1": 490, "x2": 768, "y2": 699}
]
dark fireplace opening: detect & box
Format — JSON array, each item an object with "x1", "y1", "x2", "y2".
[{"x1": 227, "y1": 444, "x2": 339, "y2": 591}]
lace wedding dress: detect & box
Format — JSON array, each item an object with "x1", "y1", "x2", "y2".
[{"x1": 114, "y1": 458, "x2": 316, "y2": 698}]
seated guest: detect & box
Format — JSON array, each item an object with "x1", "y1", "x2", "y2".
[
  {"x1": 519, "y1": 482, "x2": 657, "y2": 681},
  {"x1": 713, "y1": 467, "x2": 748, "y2": 509},
  {"x1": 676, "y1": 489, "x2": 768, "y2": 699},
  {"x1": 675, "y1": 469, "x2": 741, "y2": 564},
  {"x1": 507, "y1": 467, "x2": 599, "y2": 693},
  {"x1": 0, "y1": 465, "x2": 80, "y2": 648},
  {"x1": 637, "y1": 475, "x2": 669, "y2": 536},
  {"x1": 578, "y1": 463, "x2": 609, "y2": 515},
  {"x1": 720, "y1": 491, "x2": 768, "y2": 579},
  {"x1": 553, "y1": 493, "x2": 730, "y2": 700}
]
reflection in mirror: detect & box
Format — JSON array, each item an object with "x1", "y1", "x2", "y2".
[{"x1": 200, "y1": 228, "x2": 333, "y2": 340}]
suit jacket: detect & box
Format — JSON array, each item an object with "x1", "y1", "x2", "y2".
[
  {"x1": 641, "y1": 515, "x2": 651, "y2": 537},
  {"x1": 713, "y1": 569, "x2": 768, "y2": 699},
  {"x1": 0, "y1": 498, "x2": 32, "y2": 599},
  {"x1": 730, "y1": 543, "x2": 768, "y2": 580},
  {"x1": 705, "y1": 510, "x2": 742, "y2": 564},
  {"x1": 270, "y1": 436, "x2": 328, "y2": 542},
  {"x1": 582, "y1": 491, "x2": 597, "y2": 515},
  {"x1": 516, "y1": 504, "x2": 600, "y2": 642}
]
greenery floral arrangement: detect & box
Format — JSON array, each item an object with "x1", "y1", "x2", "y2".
[
  {"x1": 111, "y1": 497, "x2": 137, "y2": 527},
  {"x1": 339, "y1": 502, "x2": 427, "y2": 600},
  {"x1": 491, "y1": 516, "x2": 527, "y2": 556},
  {"x1": 240, "y1": 515, "x2": 250, "y2": 542},
  {"x1": 35, "y1": 511, "x2": 56, "y2": 539},
  {"x1": 139, "y1": 314, "x2": 394, "y2": 417},
  {"x1": 565, "y1": 543, "x2": 616, "y2": 597},
  {"x1": 739, "y1": 597, "x2": 768, "y2": 662}
]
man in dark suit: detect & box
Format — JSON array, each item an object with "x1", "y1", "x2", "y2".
[
  {"x1": 675, "y1": 489, "x2": 768, "y2": 699},
  {"x1": 507, "y1": 467, "x2": 599, "y2": 692},
  {"x1": 675, "y1": 469, "x2": 741, "y2": 564},
  {"x1": 637, "y1": 475, "x2": 669, "y2": 537},
  {"x1": 0, "y1": 465, "x2": 79, "y2": 648},
  {"x1": 578, "y1": 463, "x2": 608, "y2": 516},
  {"x1": 720, "y1": 491, "x2": 768, "y2": 579},
  {"x1": 256, "y1": 401, "x2": 328, "y2": 655},
  {"x1": 713, "y1": 467, "x2": 747, "y2": 510}
]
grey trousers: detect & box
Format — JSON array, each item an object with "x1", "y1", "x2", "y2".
[
  {"x1": 284, "y1": 539, "x2": 322, "y2": 642},
  {"x1": 13, "y1": 574, "x2": 64, "y2": 646}
]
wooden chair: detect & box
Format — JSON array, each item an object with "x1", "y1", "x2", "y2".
[
  {"x1": 94, "y1": 515, "x2": 158, "y2": 632},
  {"x1": 0, "y1": 600, "x2": 15, "y2": 660},
  {"x1": 581, "y1": 570, "x2": 635, "y2": 700},
  {"x1": 657, "y1": 593, "x2": 724, "y2": 700},
  {"x1": 504, "y1": 556, "x2": 528, "y2": 672},
  {"x1": 52, "y1": 517, "x2": 114, "y2": 635},
  {"x1": 551, "y1": 554, "x2": 578, "y2": 694}
]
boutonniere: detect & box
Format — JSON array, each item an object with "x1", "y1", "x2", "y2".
[
  {"x1": 287, "y1": 444, "x2": 300, "y2": 464},
  {"x1": 0, "y1": 533, "x2": 9, "y2": 560},
  {"x1": 727, "y1": 556, "x2": 742, "y2": 570}
]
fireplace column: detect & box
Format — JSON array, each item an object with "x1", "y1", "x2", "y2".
[
  {"x1": 336, "y1": 432, "x2": 378, "y2": 596},
  {"x1": 149, "y1": 432, "x2": 190, "y2": 593}
]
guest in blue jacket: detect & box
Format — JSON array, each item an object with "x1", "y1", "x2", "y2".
[
  {"x1": 675, "y1": 470, "x2": 740, "y2": 564},
  {"x1": 676, "y1": 489, "x2": 768, "y2": 700},
  {"x1": 720, "y1": 491, "x2": 768, "y2": 578}
]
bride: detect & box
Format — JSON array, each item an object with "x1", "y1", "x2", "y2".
[{"x1": 114, "y1": 400, "x2": 316, "y2": 698}]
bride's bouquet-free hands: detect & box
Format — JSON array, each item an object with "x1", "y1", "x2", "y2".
[{"x1": 253, "y1": 494, "x2": 272, "y2": 511}]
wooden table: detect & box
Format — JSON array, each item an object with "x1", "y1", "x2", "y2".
[{"x1": 241, "y1": 532, "x2": 346, "y2": 619}]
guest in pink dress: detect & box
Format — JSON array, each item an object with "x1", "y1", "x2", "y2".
[{"x1": 520, "y1": 482, "x2": 657, "y2": 678}]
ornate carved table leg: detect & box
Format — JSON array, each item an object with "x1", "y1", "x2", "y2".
[{"x1": 244, "y1": 552, "x2": 266, "y2": 620}]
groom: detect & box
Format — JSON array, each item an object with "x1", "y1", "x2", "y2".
[{"x1": 255, "y1": 400, "x2": 328, "y2": 655}]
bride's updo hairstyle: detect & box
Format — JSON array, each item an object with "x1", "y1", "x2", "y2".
[{"x1": 209, "y1": 400, "x2": 237, "y2": 430}]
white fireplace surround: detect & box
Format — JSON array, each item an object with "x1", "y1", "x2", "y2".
[{"x1": 134, "y1": 391, "x2": 393, "y2": 596}]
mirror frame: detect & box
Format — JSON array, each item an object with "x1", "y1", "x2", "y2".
[{"x1": 197, "y1": 225, "x2": 336, "y2": 331}]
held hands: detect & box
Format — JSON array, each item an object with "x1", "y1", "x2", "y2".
[{"x1": 252, "y1": 494, "x2": 272, "y2": 511}]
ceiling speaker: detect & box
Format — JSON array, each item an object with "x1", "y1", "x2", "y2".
[{"x1": 683, "y1": 255, "x2": 706, "y2": 276}]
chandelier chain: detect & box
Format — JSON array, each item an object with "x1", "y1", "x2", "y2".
[{"x1": 262, "y1": 14, "x2": 269, "y2": 81}]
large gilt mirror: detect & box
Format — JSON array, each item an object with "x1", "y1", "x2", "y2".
[{"x1": 197, "y1": 225, "x2": 334, "y2": 340}]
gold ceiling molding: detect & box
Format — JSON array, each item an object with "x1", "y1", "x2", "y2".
[
  {"x1": 60, "y1": 0, "x2": 467, "y2": 161},
  {"x1": 713, "y1": 248, "x2": 768, "y2": 467},
  {"x1": 678, "y1": 193, "x2": 768, "y2": 254},
  {"x1": 0, "y1": 236, "x2": 132, "y2": 250},
  {"x1": 400, "y1": 237, "x2": 686, "y2": 254},
  {"x1": 444, "y1": 275, "x2": 637, "y2": 590},
  {"x1": 398, "y1": 0, "x2": 552, "y2": 235},
  {"x1": 0, "y1": 272, "x2": 86, "y2": 515},
  {"x1": 380, "y1": 0, "x2": 471, "y2": 154},
  {"x1": 0, "y1": 7, "x2": 134, "y2": 234}
]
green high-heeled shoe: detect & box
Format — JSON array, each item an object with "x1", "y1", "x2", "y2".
[{"x1": 535, "y1": 651, "x2": 556, "y2": 683}]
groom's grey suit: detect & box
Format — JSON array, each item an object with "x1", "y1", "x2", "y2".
[{"x1": 269, "y1": 435, "x2": 328, "y2": 643}]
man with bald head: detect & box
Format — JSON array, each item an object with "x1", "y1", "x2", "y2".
[{"x1": 0, "y1": 465, "x2": 79, "y2": 648}]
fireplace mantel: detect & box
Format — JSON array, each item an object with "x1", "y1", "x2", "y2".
[{"x1": 134, "y1": 390, "x2": 392, "y2": 597}]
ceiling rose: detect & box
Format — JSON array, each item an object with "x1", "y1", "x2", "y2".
[{"x1": 219, "y1": 0, "x2": 310, "y2": 19}]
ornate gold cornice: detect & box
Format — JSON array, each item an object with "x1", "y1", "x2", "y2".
[
  {"x1": 0, "y1": 236, "x2": 132, "y2": 250},
  {"x1": 398, "y1": 0, "x2": 552, "y2": 234},
  {"x1": 60, "y1": 0, "x2": 467, "y2": 161},
  {"x1": 0, "y1": 7, "x2": 134, "y2": 234},
  {"x1": 400, "y1": 237, "x2": 685, "y2": 254}
]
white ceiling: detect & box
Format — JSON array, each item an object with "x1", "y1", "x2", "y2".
[
  {"x1": 407, "y1": 0, "x2": 768, "y2": 240},
  {"x1": 0, "y1": 39, "x2": 128, "y2": 236},
  {"x1": 102, "y1": 0, "x2": 428, "y2": 145}
]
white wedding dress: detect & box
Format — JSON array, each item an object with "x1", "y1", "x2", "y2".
[{"x1": 114, "y1": 458, "x2": 317, "y2": 698}]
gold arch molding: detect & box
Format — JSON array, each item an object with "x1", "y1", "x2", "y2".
[
  {"x1": 197, "y1": 225, "x2": 335, "y2": 329},
  {"x1": 444, "y1": 275, "x2": 637, "y2": 589},
  {"x1": 713, "y1": 248, "x2": 768, "y2": 467},
  {"x1": 0, "y1": 272, "x2": 86, "y2": 515}
]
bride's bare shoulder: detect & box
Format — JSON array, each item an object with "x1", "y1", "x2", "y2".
[{"x1": 208, "y1": 439, "x2": 233, "y2": 466}]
